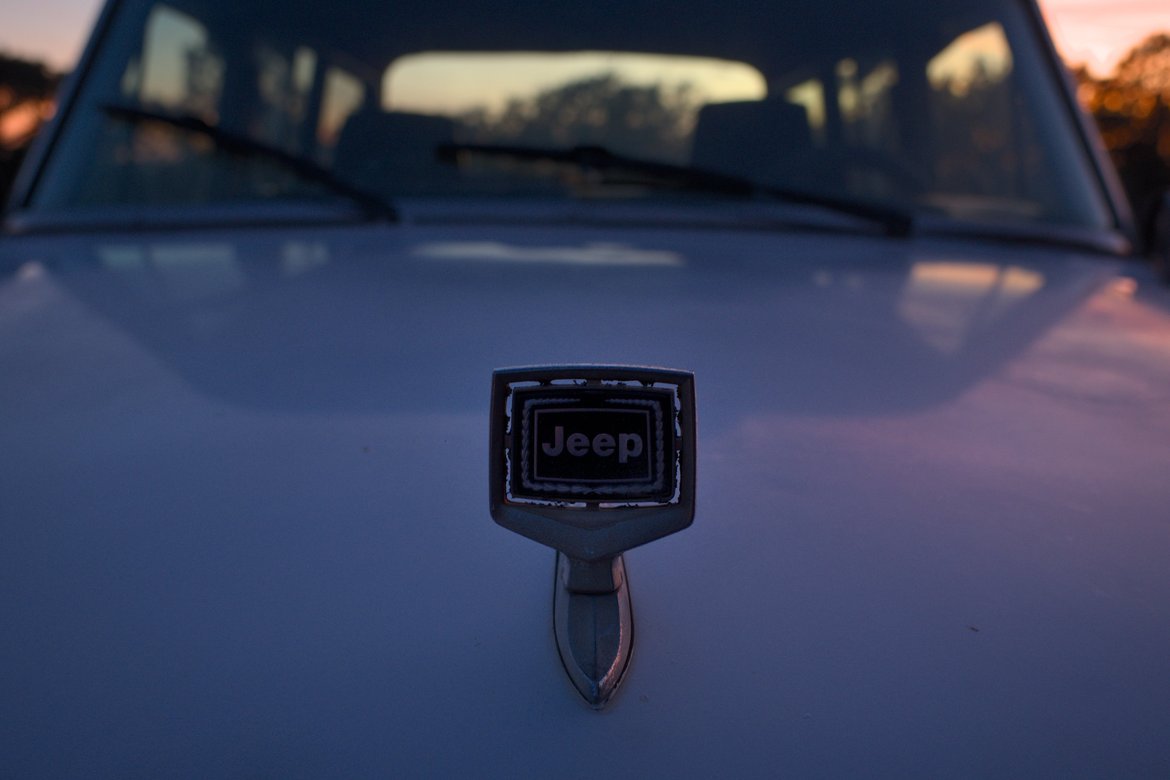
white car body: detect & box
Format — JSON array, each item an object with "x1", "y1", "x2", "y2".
[{"x1": 2, "y1": 0, "x2": 1169, "y2": 775}]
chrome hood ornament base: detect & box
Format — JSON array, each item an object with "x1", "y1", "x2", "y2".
[
  {"x1": 553, "y1": 553, "x2": 633, "y2": 708},
  {"x1": 490, "y1": 366, "x2": 696, "y2": 708}
]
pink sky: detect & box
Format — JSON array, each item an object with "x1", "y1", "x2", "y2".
[
  {"x1": 1041, "y1": 0, "x2": 1169, "y2": 75},
  {"x1": 0, "y1": 0, "x2": 1166, "y2": 75}
]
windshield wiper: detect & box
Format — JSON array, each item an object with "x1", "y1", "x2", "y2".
[
  {"x1": 437, "y1": 142, "x2": 912, "y2": 237},
  {"x1": 100, "y1": 103, "x2": 397, "y2": 222}
]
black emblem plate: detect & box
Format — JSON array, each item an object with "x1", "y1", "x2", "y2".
[
  {"x1": 490, "y1": 365, "x2": 695, "y2": 561},
  {"x1": 510, "y1": 386, "x2": 676, "y2": 502}
]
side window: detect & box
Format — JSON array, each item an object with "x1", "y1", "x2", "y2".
[
  {"x1": 252, "y1": 44, "x2": 318, "y2": 153},
  {"x1": 783, "y1": 58, "x2": 904, "y2": 197},
  {"x1": 83, "y1": 5, "x2": 225, "y2": 203},
  {"x1": 131, "y1": 5, "x2": 224, "y2": 118},
  {"x1": 785, "y1": 78, "x2": 826, "y2": 145},
  {"x1": 925, "y1": 22, "x2": 1037, "y2": 209},
  {"x1": 79, "y1": 4, "x2": 338, "y2": 205},
  {"x1": 781, "y1": 60, "x2": 900, "y2": 152},
  {"x1": 837, "y1": 58, "x2": 900, "y2": 153},
  {"x1": 317, "y1": 66, "x2": 365, "y2": 161},
  {"x1": 120, "y1": 6, "x2": 318, "y2": 158}
]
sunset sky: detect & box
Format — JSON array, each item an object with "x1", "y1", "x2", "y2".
[{"x1": 0, "y1": 0, "x2": 1166, "y2": 76}]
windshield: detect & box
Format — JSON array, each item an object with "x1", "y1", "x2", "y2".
[{"x1": 28, "y1": 0, "x2": 1113, "y2": 229}]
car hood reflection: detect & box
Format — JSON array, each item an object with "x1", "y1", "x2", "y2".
[{"x1": 0, "y1": 225, "x2": 1116, "y2": 419}]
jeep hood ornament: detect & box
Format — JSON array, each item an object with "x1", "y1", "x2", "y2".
[{"x1": 490, "y1": 366, "x2": 696, "y2": 708}]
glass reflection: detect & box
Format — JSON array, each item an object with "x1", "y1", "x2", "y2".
[
  {"x1": 898, "y1": 261, "x2": 1045, "y2": 354},
  {"x1": 411, "y1": 241, "x2": 684, "y2": 267},
  {"x1": 32, "y1": 0, "x2": 1113, "y2": 229}
]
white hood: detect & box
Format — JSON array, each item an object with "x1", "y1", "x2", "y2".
[{"x1": 2, "y1": 222, "x2": 1169, "y2": 776}]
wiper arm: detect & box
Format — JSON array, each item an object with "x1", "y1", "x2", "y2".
[
  {"x1": 437, "y1": 142, "x2": 912, "y2": 237},
  {"x1": 101, "y1": 103, "x2": 397, "y2": 222}
]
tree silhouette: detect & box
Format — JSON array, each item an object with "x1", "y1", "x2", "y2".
[
  {"x1": 0, "y1": 51, "x2": 61, "y2": 205},
  {"x1": 1073, "y1": 33, "x2": 1170, "y2": 242},
  {"x1": 459, "y1": 72, "x2": 697, "y2": 163}
]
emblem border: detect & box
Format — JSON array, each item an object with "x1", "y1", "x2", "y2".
[{"x1": 489, "y1": 365, "x2": 696, "y2": 562}]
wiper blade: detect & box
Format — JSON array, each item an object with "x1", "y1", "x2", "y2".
[
  {"x1": 101, "y1": 103, "x2": 397, "y2": 222},
  {"x1": 437, "y1": 142, "x2": 912, "y2": 237}
]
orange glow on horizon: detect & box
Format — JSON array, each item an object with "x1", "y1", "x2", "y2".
[{"x1": 0, "y1": 97, "x2": 55, "y2": 147}]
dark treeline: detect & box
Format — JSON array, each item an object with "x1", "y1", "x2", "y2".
[
  {"x1": 1072, "y1": 33, "x2": 1170, "y2": 246},
  {"x1": 0, "y1": 51, "x2": 61, "y2": 205}
]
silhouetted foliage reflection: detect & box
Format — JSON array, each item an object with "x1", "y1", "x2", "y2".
[{"x1": 459, "y1": 73, "x2": 698, "y2": 161}]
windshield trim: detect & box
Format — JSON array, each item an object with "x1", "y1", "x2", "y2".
[
  {"x1": 1019, "y1": 0, "x2": 1135, "y2": 242},
  {"x1": 2, "y1": 201, "x2": 375, "y2": 236},
  {"x1": 2, "y1": 197, "x2": 1130, "y2": 255},
  {"x1": 914, "y1": 212, "x2": 1130, "y2": 255}
]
